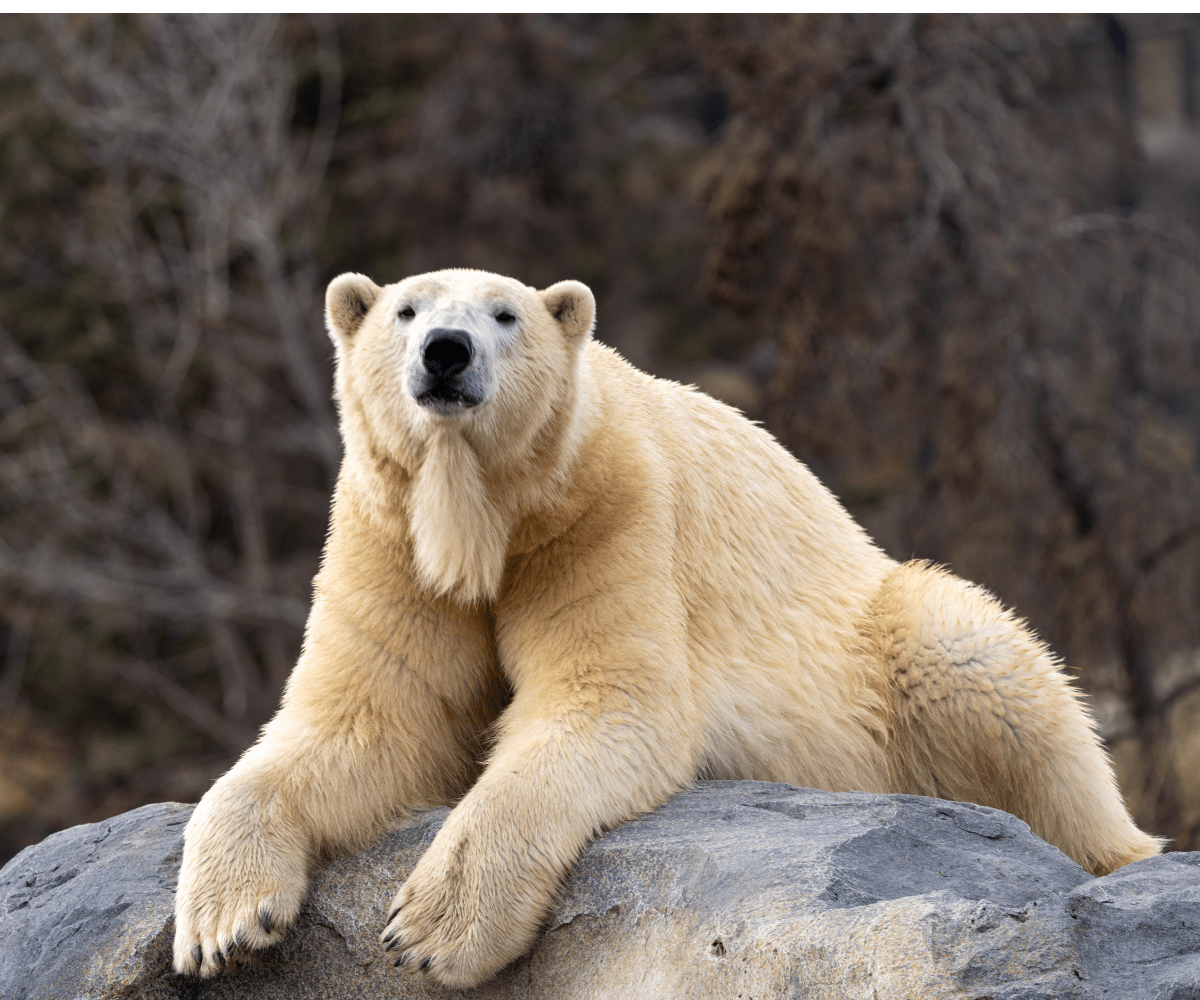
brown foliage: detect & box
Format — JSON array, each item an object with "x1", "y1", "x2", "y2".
[{"x1": 0, "y1": 14, "x2": 340, "y2": 852}]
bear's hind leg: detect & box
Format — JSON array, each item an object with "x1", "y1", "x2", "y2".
[{"x1": 870, "y1": 561, "x2": 1163, "y2": 875}]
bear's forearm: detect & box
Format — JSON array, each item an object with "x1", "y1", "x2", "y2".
[
  {"x1": 379, "y1": 690, "x2": 701, "y2": 987},
  {"x1": 272, "y1": 588, "x2": 504, "y2": 824}
]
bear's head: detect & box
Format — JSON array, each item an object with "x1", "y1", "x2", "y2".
[{"x1": 325, "y1": 268, "x2": 596, "y2": 602}]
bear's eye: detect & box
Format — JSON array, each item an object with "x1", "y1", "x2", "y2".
[
  {"x1": 399, "y1": 305, "x2": 415, "y2": 320},
  {"x1": 495, "y1": 310, "x2": 516, "y2": 325}
]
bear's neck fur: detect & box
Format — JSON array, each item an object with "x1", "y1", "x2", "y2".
[
  {"x1": 407, "y1": 427, "x2": 510, "y2": 602},
  {"x1": 340, "y1": 348, "x2": 595, "y2": 606}
]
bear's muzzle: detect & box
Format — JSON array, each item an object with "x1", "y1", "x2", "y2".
[{"x1": 412, "y1": 328, "x2": 484, "y2": 411}]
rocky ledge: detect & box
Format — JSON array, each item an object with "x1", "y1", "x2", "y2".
[{"x1": 1, "y1": 782, "x2": 1198, "y2": 999}]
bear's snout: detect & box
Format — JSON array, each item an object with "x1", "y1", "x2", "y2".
[
  {"x1": 423, "y1": 329, "x2": 474, "y2": 379},
  {"x1": 411, "y1": 328, "x2": 486, "y2": 412}
]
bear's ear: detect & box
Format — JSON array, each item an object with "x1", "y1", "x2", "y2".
[
  {"x1": 326, "y1": 273, "x2": 382, "y2": 345},
  {"x1": 539, "y1": 280, "x2": 596, "y2": 342}
]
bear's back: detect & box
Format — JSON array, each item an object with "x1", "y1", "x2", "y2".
[{"x1": 584, "y1": 341, "x2": 887, "y2": 592}]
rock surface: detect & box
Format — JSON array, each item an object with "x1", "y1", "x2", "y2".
[{"x1": 1, "y1": 782, "x2": 1198, "y2": 999}]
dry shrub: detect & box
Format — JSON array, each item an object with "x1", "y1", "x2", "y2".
[{"x1": 0, "y1": 14, "x2": 340, "y2": 852}]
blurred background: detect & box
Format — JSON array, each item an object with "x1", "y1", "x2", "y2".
[{"x1": 1, "y1": 13, "x2": 1198, "y2": 866}]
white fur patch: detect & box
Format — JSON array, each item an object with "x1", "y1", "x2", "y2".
[{"x1": 408, "y1": 429, "x2": 507, "y2": 603}]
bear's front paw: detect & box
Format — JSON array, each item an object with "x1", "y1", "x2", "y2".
[
  {"x1": 172, "y1": 799, "x2": 308, "y2": 978},
  {"x1": 379, "y1": 821, "x2": 556, "y2": 989}
]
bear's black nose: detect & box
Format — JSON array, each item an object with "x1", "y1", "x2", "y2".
[{"x1": 422, "y1": 329, "x2": 474, "y2": 379}]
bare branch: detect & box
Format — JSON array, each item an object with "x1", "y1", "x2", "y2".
[
  {"x1": 113, "y1": 658, "x2": 253, "y2": 754},
  {"x1": 0, "y1": 546, "x2": 309, "y2": 627}
]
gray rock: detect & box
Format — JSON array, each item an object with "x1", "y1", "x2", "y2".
[
  {"x1": 1, "y1": 782, "x2": 1197, "y2": 999},
  {"x1": 0, "y1": 800, "x2": 187, "y2": 1000}
]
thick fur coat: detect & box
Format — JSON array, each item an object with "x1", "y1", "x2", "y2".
[{"x1": 173, "y1": 269, "x2": 1162, "y2": 988}]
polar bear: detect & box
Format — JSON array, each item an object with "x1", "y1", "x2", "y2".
[{"x1": 172, "y1": 268, "x2": 1161, "y2": 988}]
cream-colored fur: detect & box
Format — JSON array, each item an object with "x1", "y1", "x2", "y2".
[{"x1": 173, "y1": 269, "x2": 1162, "y2": 988}]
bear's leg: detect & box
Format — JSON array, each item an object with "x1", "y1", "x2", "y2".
[
  {"x1": 173, "y1": 593, "x2": 499, "y2": 978},
  {"x1": 380, "y1": 571, "x2": 700, "y2": 988},
  {"x1": 870, "y1": 561, "x2": 1163, "y2": 875}
]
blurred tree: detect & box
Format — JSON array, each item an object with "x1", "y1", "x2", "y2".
[{"x1": 0, "y1": 13, "x2": 341, "y2": 854}]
